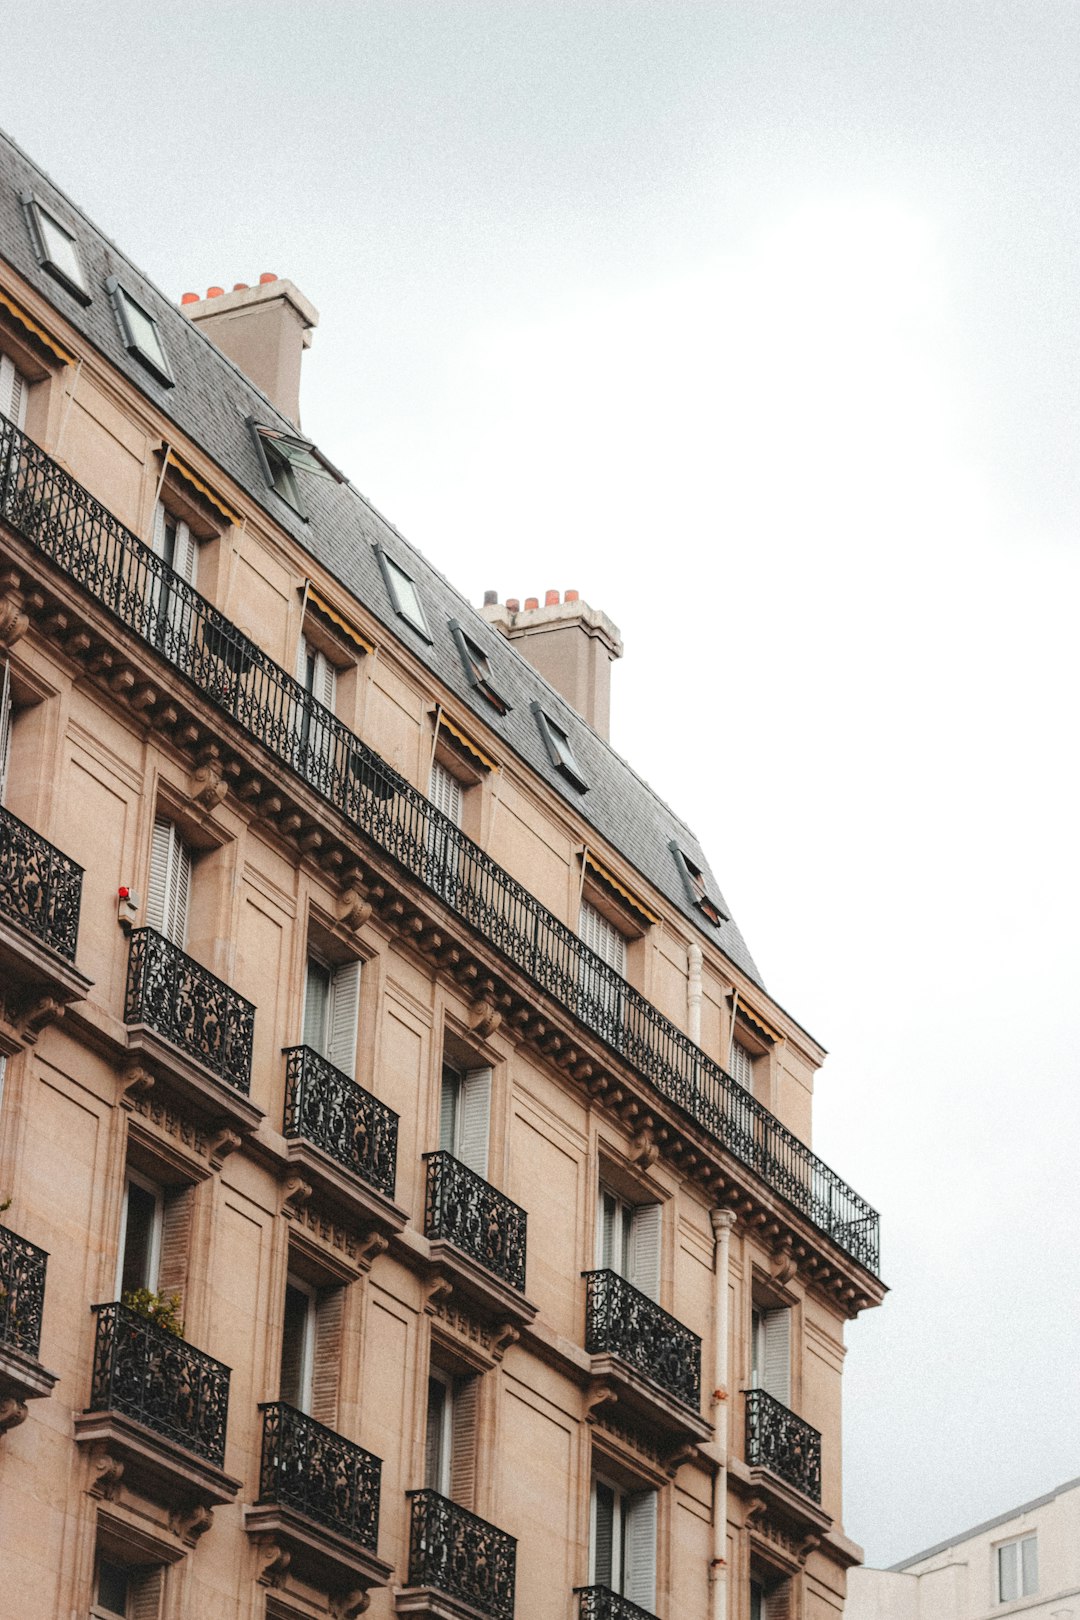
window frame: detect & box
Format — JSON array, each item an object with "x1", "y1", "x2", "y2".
[
  {"x1": 669, "y1": 840, "x2": 728, "y2": 926},
  {"x1": 20, "y1": 190, "x2": 91, "y2": 303},
  {"x1": 375, "y1": 546, "x2": 432, "y2": 641},
  {"x1": 448, "y1": 618, "x2": 511, "y2": 715},
  {"x1": 996, "y1": 1533, "x2": 1038, "y2": 1604},
  {"x1": 105, "y1": 278, "x2": 173, "y2": 386},
  {"x1": 531, "y1": 701, "x2": 588, "y2": 792},
  {"x1": 116, "y1": 1170, "x2": 164, "y2": 1300}
]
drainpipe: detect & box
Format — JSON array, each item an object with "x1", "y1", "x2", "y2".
[
  {"x1": 687, "y1": 942, "x2": 703, "y2": 1044},
  {"x1": 709, "y1": 1207, "x2": 737, "y2": 1620}
]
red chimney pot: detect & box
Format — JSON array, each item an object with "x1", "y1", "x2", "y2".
[
  {"x1": 207, "y1": 285, "x2": 224, "y2": 299},
  {"x1": 180, "y1": 292, "x2": 199, "y2": 306},
  {"x1": 565, "y1": 589, "x2": 579, "y2": 603},
  {"x1": 506, "y1": 597, "x2": 520, "y2": 612},
  {"x1": 525, "y1": 596, "x2": 539, "y2": 611},
  {"x1": 233, "y1": 282, "x2": 250, "y2": 292},
  {"x1": 544, "y1": 589, "x2": 559, "y2": 607},
  {"x1": 259, "y1": 272, "x2": 279, "y2": 285}
]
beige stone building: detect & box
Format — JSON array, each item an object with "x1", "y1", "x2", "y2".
[{"x1": 0, "y1": 128, "x2": 884, "y2": 1620}]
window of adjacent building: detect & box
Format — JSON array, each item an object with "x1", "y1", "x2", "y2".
[
  {"x1": 425, "y1": 1366, "x2": 480, "y2": 1508},
  {"x1": 590, "y1": 1476, "x2": 657, "y2": 1611},
  {"x1": 439, "y1": 1062, "x2": 491, "y2": 1177},
  {"x1": 751, "y1": 1304, "x2": 791, "y2": 1407},
  {"x1": 21, "y1": 192, "x2": 90, "y2": 301},
  {"x1": 532, "y1": 701, "x2": 588, "y2": 792},
  {"x1": 302, "y1": 955, "x2": 361, "y2": 1079},
  {"x1": 146, "y1": 818, "x2": 192, "y2": 947},
  {"x1": 596, "y1": 1188, "x2": 661, "y2": 1303},
  {"x1": 997, "y1": 1534, "x2": 1037, "y2": 1603},
  {"x1": 377, "y1": 548, "x2": 431, "y2": 639},
  {"x1": 669, "y1": 841, "x2": 727, "y2": 927},
  {"x1": 280, "y1": 1272, "x2": 345, "y2": 1426},
  {"x1": 0, "y1": 352, "x2": 28, "y2": 430},
  {"x1": 448, "y1": 618, "x2": 511, "y2": 715},
  {"x1": 92, "y1": 1555, "x2": 163, "y2": 1620},
  {"x1": 106, "y1": 279, "x2": 173, "y2": 386}
]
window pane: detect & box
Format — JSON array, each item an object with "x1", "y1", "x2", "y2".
[
  {"x1": 593, "y1": 1481, "x2": 615, "y2": 1587},
  {"x1": 96, "y1": 1558, "x2": 130, "y2": 1617},
  {"x1": 386, "y1": 557, "x2": 427, "y2": 631},
  {"x1": 425, "y1": 1375, "x2": 447, "y2": 1490},
  {"x1": 121, "y1": 1181, "x2": 158, "y2": 1296},
  {"x1": 303, "y1": 958, "x2": 331, "y2": 1053},
  {"x1": 1021, "y1": 1536, "x2": 1038, "y2": 1595},
  {"x1": 37, "y1": 208, "x2": 85, "y2": 288},
  {"x1": 280, "y1": 1282, "x2": 311, "y2": 1408},
  {"x1": 120, "y1": 289, "x2": 168, "y2": 370},
  {"x1": 998, "y1": 1541, "x2": 1019, "y2": 1602}
]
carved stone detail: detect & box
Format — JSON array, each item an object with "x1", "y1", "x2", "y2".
[
  {"x1": 256, "y1": 1538, "x2": 292, "y2": 1587},
  {"x1": 88, "y1": 1450, "x2": 125, "y2": 1501},
  {"x1": 0, "y1": 991, "x2": 65, "y2": 1050},
  {"x1": 169, "y1": 1499, "x2": 214, "y2": 1545},
  {"x1": 0, "y1": 1394, "x2": 28, "y2": 1433},
  {"x1": 337, "y1": 887, "x2": 372, "y2": 932},
  {"x1": 207, "y1": 1127, "x2": 242, "y2": 1168},
  {"x1": 280, "y1": 1173, "x2": 313, "y2": 1219},
  {"x1": 330, "y1": 1590, "x2": 371, "y2": 1619},
  {"x1": 0, "y1": 593, "x2": 29, "y2": 647},
  {"x1": 584, "y1": 1381, "x2": 619, "y2": 1424},
  {"x1": 120, "y1": 1063, "x2": 156, "y2": 1105},
  {"x1": 468, "y1": 996, "x2": 502, "y2": 1039},
  {"x1": 190, "y1": 760, "x2": 227, "y2": 810}
]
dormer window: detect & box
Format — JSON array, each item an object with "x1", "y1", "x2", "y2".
[
  {"x1": 249, "y1": 422, "x2": 342, "y2": 518},
  {"x1": 21, "y1": 192, "x2": 89, "y2": 302},
  {"x1": 532, "y1": 702, "x2": 588, "y2": 792},
  {"x1": 106, "y1": 279, "x2": 173, "y2": 385},
  {"x1": 670, "y1": 841, "x2": 728, "y2": 927},
  {"x1": 376, "y1": 547, "x2": 431, "y2": 640},
  {"x1": 449, "y1": 618, "x2": 510, "y2": 715}
]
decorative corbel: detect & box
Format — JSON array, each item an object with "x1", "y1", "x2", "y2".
[
  {"x1": 491, "y1": 1322, "x2": 519, "y2": 1362},
  {"x1": 280, "y1": 1173, "x2": 312, "y2": 1220},
  {"x1": 337, "y1": 886, "x2": 373, "y2": 932},
  {"x1": 207, "y1": 1127, "x2": 242, "y2": 1169},
  {"x1": 424, "y1": 1277, "x2": 454, "y2": 1315},
  {"x1": 770, "y1": 1238, "x2": 798, "y2": 1288},
  {"x1": 469, "y1": 996, "x2": 501, "y2": 1040},
  {"x1": 628, "y1": 1127, "x2": 659, "y2": 1170},
  {"x1": 88, "y1": 1449, "x2": 125, "y2": 1501},
  {"x1": 0, "y1": 1394, "x2": 28, "y2": 1434},
  {"x1": 330, "y1": 1589, "x2": 371, "y2": 1619},
  {"x1": 663, "y1": 1440, "x2": 697, "y2": 1478},
  {"x1": 797, "y1": 1533, "x2": 821, "y2": 1566},
  {"x1": 354, "y1": 1230, "x2": 388, "y2": 1272},
  {"x1": 584, "y1": 1381, "x2": 618, "y2": 1424},
  {"x1": 169, "y1": 1498, "x2": 214, "y2": 1545},
  {"x1": 255, "y1": 1538, "x2": 292, "y2": 1588},
  {"x1": 119, "y1": 1063, "x2": 155, "y2": 1107},
  {"x1": 190, "y1": 759, "x2": 227, "y2": 810},
  {"x1": 0, "y1": 592, "x2": 29, "y2": 647}
]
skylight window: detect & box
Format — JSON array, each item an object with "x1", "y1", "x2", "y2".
[
  {"x1": 106, "y1": 278, "x2": 173, "y2": 385},
  {"x1": 532, "y1": 701, "x2": 588, "y2": 792},
  {"x1": 248, "y1": 422, "x2": 343, "y2": 517},
  {"x1": 670, "y1": 841, "x2": 728, "y2": 927},
  {"x1": 449, "y1": 618, "x2": 511, "y2": 715},
  {"x1": 20, "y1": 192, "x2": 89, "y2": 302},
  {"x1": 377, "y1": 547, "x2": 431, "y2": 639}
]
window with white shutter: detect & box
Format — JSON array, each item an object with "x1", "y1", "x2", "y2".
[
  {"x1": 440, "y1": 1063, "x2": 491, "y2": 1177},
  {"x1": 302, "y1": 956, "x2": 361, "y2": 1079},
  {"x1": 0, "y1": 353, "x2": 28, "y2": 430},
  {"x1": 116, "y1": 1173, "x2": 164, "y2": 1298},
  {"x1": 579, "y1": 899, "x2": 627, "y2": 1027},
  {"x1": 428, "y1": 757, "x2": 466, "y2": 900},
  {"x1": 429, "y1": 759, "x2": 463, "y2": 826},
  {"x1": 751, "y1": 1305, "x2": 791, "y2": 1407},
  {"x1": 146, "y1": 819, "x2": 192, "y2": 947},
  {"x1": 596, "y1": 1188, "x2": 661, "y2": 1302},
  {"x1": 590, "y1": 1477, "x2": 657, "y2": 1607},
  {"x1": 146, "y1": 503, "x2": 198, "y2": 653},
  {"x1": 729, "y1": 1039, "x2": 755, "y2": 1093},
  {"x1": 293, "y1": 635, "x2": 339, "y2": 785},
  {"x1": 425, "y1": 1368, "x2": 479, "y2": 1507}
]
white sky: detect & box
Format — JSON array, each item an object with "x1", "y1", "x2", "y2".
[{"x1": 4, "y1": 1, "x2": 1079, "y2": 1568}]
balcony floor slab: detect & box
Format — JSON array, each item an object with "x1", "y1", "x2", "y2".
[
  {"x1": 245, "y1": 1502, "x2": 394, "y2": 1597},
  {"x1": 125, "y1": 1024, "x2": 264, "y2": 1136}
]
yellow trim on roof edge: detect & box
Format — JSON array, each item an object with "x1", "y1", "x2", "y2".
[
  {"x1": 0, "y1": 289, "x2": 74, "y2": 366},
  {"x1": 439, "y1": 714, "x2": 497, "y2": 773},
  {"x1": 306, "y1": 588, "x2": 375, "y2": 654},
  {"x1": 165, "y1": 451, "x2": 242, "y2": 527},
  {"x1": 735, "y1": 1002, "x2": 781, "y2": 1045},
  {"x1": 582, "y1": 850, "x2": 661, "y2": 926}
]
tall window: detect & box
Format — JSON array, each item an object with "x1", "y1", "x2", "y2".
[
  {"x1": 425, "y1": 1367, "x2": 479, "y2": 1508},
  {"x1": 579, "y1": 899, "x2": 627, "y2": 1028},
  {"x1": 729, "y1": 1039, "x2": 756, "y2": 1094},
  {"x1": 997, "y1": 1534, "x2": 1037, "y2": 1603},
  {"x1": 146, "y1": 819, "x2": 192, "y2": 947},
  {"x1": 590, "y1": 1476, "x2": 656, "y2": 1611},
  {"x1": 440, "y1": 1063, "x2": 491, "y2": 1177},
  {"x1": 596, "y1": 1188, "x2": 661, "y2": 1302},
  {"x1": 0, "y1": 353, "x2": 28, "y2": 429},
  {"x1": 145, "y1": 502, "x2": 198, "y2": 652},
  {"x1": 302, "y1": 956, "x2": 361, "y2": 1079},
  {"x1": 280, "y1": 1273, "x2": 344, "y2": 1427},
  {"x1": 428, "y1": 758, "x2": 465, "y2": 899},
  {"x1": 117, "y1": 1173, "x2": 163, "y2": 1298},
  {"x1": 751, "y1": 1304, "x2": 791, "y2": 1407},
  {"x1": 292, "y1": 635, "x2": 340, "y2": 788},
  {"x1": 91, "y1": 1556, "x2": 164, "y2": 1620}
]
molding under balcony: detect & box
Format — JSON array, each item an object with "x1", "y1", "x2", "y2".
[
  {"x1": 728, "y1": 1452, "x2": 834, "y2": 1547},
  {"x1": 425, "y1": 1237, "x2": 539, "y2": 1333},
  {"x1": 284, "y1": 1135, "x2": 409, "y2": 1238},
  {"x1": 585, "y1": 1352, "x2": 712, "y2": 1447},
  {"x1": 394, "y1": 1590, "x2": 503, "y2": 1620},
  {"x1": 74, "y1": 1409, "x2": 241, "y2": 1537},
  {"x1": 0, "y1": 1338, "x2": 57, "y2": 1433},
  {"x1": 0, "y1": 911, "x2": 93, "y2": 1054},
  {"x1": 246, "y1": 1503, "x2": 394, "y2": 1606},
  {"x1": 124, "y1": 1025, "x2": 263, "y2": 1137}
]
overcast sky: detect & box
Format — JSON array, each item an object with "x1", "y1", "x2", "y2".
[{"x1": 4, "y1": 1, "x2": 1079, "y2": 1568}]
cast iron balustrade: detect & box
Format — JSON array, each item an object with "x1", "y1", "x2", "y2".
[
  {"x1": 283, "y1": 1046, "x2": 398, "y2": 1199},
  {"x1": 744, "y1": 1387, "x2": 822, "y2": 1504},
  {"x1": 406, "y1": 1489, "x2": 516, "y2": 1620},
  {"x1": 0, "y1": 1223, "x2": 47, "y2": 1358},
  {"x1": 0, "y1": 410, "x2": 880, "y2": 1275},
  {"x1": 583, "y1": 1269, "x2": 701, "y2": 1411},
  {"x1": 257, "y1": 1402, "x2": 382, "y2": 1551},
  {"x1": 87, "y1": 1301, "x2": 230, "y2": 1467},
  {"x1": 0, "y1": 802, "x2": 82, "y2": 962},
  {"x1": 423, "y1": 1151, "x2": 527, "y2": 1293},
  {"x1": 125, "y1": 926, "x2": 254, "y2": 1095},
  {"x1": 575, "y1": 1587, "x2": 658, "y2": 1620}
]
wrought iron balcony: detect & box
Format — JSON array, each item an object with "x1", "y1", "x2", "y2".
[
  {"x1": 744, "y1": 1387, "x2": 822, "y2": 1504},
  {"x1": 583, "y1": 1269, "x2": 701, "y2": 1412},
  {"x1": 0, "y1": 1223, "x2": 47, "y2": 1358},
  {"x1": 125, "y1": 926, "x2": 254, "y2": 1096},
  {"x1": 87, "y1": 1301, "x2": 230, "y2": 1467},
  {"x1": 423, "y1": 1150, "x2": 527, "y2": 1294},
  {"x1": 0, "y1": 801, "x2": 82, "y2": 962},
  {"x1": 406, "y1": 1489, "x2": 516, "y2": 1620},
  {"x1": 576, "y1": 1587, "x2": 658, "y2": 1620},
  {"x1": 0, "y1": 409, "x2": 879, "y2": 1276},
  {"x1": 283, "y1": 1045, "x2": 398, "y2": 1199},
  {"x1": 257, "y1": 1402, "x2": 382, "y2": 1552}
]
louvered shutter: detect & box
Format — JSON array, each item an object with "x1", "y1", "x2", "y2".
[
  {"x1": 439, "y1": 1069, "x2": 459, "y2": 1154},
  {"x1": 762, "y1": 1308, "x2": 791, "y2": 1406},
  {"x1": 0, "y1": 660, "x2": 11, "y2": 804},
  {"x1": 303, "y1": 958, "x2": 331, "y2": 1053},
  {"x1": 151, "y1": 501, "x2": 168, "y2": 557},
  {"x1": 169, "y1": 837, "x2": 191, "y2": 947},
  {"x1": 592, "y1": 1481, "x2": 615, "y2": 1586},
  {"x1": 295, "y1": 636, "x2": 312, "y2": 685},
  {"x1": 127, "y1": 1567, "x2": 164, "y2": 1620},
  {"x1": 623, "y1": 1490, "x2": 657, "y2": 1611},
  {"x1": 316, "y1": 649, "x2": 336, "y2": 711},
  {"x1": 156, "y1": 1185, "x2": 193, "y2": 1313},
  {"x1": 280, "y1": 1282, "x2": 313, "y2": 1409},
  {"x1": 0, "y1": 354, "x2": 27, "y2": 430},
  {"x1": 730, "y1": 1040, "x2": 754, "y2": 1092},
  {"x1": 579, "y1": 900, "x2": 626, "y2": 976},
  {"x1": 629, "y1": 1202, "x2": 661, "y2": 1301},
  {"x1": 430, "y1": 760, "x2": 463, "y2": 826},
  {"x1": 449, "y1": 1375, "x2": 478, "y2": 1509},
  {"x1": 457, "y1": 1067, "x2": 491, "y2": 1176},
  {"x1": 327, "y1": 961, "x2": 361, "y2": 1078},
  {"x1": 172, "y1": 520, "x2": 198, "y2": 586},
  {"x1": 764, "y1": 1580, "x2": 793, "y2": 1620},
  {"x1": 146, "y1": 818, "x2": 173, "y2": 935},
  {"x1": 425, "y1": 1376, "x2": 448, "y2": 1490},
  {"x1": 310, "y1": 1288, "x2": 343, "y2": 1427},
  {"x1": 597, "y1": 1189, "x2": 617, "y2": 1269}
]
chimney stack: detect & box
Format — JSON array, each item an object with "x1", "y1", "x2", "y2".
[
  {"x1": 481, "y1": 590, "x2": 623, "y2": 739},
  {"x1": 179, "y1": 274, "x2": 318, "y2": 426}
]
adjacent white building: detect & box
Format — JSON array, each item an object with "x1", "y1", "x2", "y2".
[{"x1": 847, "y1": 1475, "x2": 1080, "y2": 1620}]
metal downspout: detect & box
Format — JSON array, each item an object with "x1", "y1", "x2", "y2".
[{"x1": 710, "y1": 1207, "x2": 737, "y2": 1620}]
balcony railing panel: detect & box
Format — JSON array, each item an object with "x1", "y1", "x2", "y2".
[
  {"x1": 583, "y1": 1269, "x2": 701, "y2": 1411},
  {"x1": 744, "y1": 1387, "x2": 822, "y2": 1504},
  {"x1": 257, "y1": 1401, "x2": 382, "y2": 1551},
  {"x1": 88, "y1": 1302, "x2": 230, "y2": 1467},
  {"x1": 423, "y1": 1151, "x2": 527, "y2": 1293},
  {"x1": 407, "y1": 1489, "x2": 516, "y2": 1620},
  {"x1": 283, "y1": 1046, "x2": 398, "y2": 1199},
  {"x1": 0, "y1": 411, "x2": 879, "y2": 1275},
  {"x1": 576, "y1": 1587, "x2": 658, "y2": 1620},
  {"x1": 0, "y1": 802, "x2": 82, "y2": 962},
  {"x1": 0, "y1": 1223, "x2": 47, "y2": 1358},
  {"x1": 125, "y1": 926, "x2": 254, "y2": 1095}
]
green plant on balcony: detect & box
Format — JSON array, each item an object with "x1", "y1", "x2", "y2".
[{"x1": 121, "y1": 1287, "x2": 185, "y2": 1338}]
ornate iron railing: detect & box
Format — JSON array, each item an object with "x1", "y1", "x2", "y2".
[
  {"x1": 423, "y1": 1151, "x2": 527, "y2": 1293},
  {"x1": 575, "y1": 1587, "x2": 658, "y2": 1620},
  {"x1": 125, "y1": 926, "x2": 254, "y2": 1095},
  {"x1": 744, "y1": 1387, "x2": 821, "y2": 1503},
  {"x1": 583, "y1": 1269, "x2": 701, "y2": 1411},
  {"x1": 283, "y1": 1046, "x2": 398, "y2": 1199},
  {"x1": 407, "y1": 1489, "x2": 516, "y2": 1619},
  {"x1": 0, "y1": 1223, "x2": 48, "y2": 1357},
  {"x1": 0, "y1": 411, "x2": 879, "y2": 1274},
  {"x1": 87, "y1": 1301, "x2": 230, "y2": 1467},
  {"x1": 0, "y1": 801, "x2": 82, "y2": 962},
  {"x1": 257, "y1": 1401, "x2": 382, "y2": 1551}
]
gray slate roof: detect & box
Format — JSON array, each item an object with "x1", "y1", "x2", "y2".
[{"x1": 0, "y1": 125, "x2": 764, "y2": 990}]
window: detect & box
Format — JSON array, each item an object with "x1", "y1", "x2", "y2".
[
  {"x1": 596, "y1": 1188, "x2": 661, "y2": 1302},
  {"x1": 293, "y1": 635, "x2": 339, "y2": 784},
  {"x1": 117, "y1": 1173, "x2": 163, "y2": 1298},
  {"x1": 145, "y1": 502, "x2": 198, "y2": 652},
  {"x1": 531, "y1": 702, "x2": 588, "y2": 792},
  {"x1": 579, "y1": 899, "x2": 627, "y2": 1027},
  {"x1": 280, "y1": 1271, "x2": 345, "y2": 1425},
  {"x1": 20, "y1": 192, "x2": 90, "y2": 302},
  {"x1": 590, "y1": 1476, "x2": 657, "y2": 1611},
  {"x1": 751, "y1": 1304, "x2": 791, "y2": 1406},
  {"x1": 106, "y1": 279, "x2": 173, "y2": 386},
  {"x1": 376, "y1": 548, "x2": 431, "y2": 639},
  {"x1": 440, "y1": 1062, "x2": 491, "y2": 1177},
  {"x1": 729, "y1": 1039, "x2": 756, "y2": 1094},
  {"x1": 669, "y1": 841, "x2": 728, "y2": 927},
  {"x1": 146, "y1": 819, "x2": 192, "y2": 947},
  {"x1": 91, "y1": 1555, "x2": 163, "y2": 1620},
  {"x1": 0, "y1": 352, "x2": 28, "y2": 429},
  {"x1": 997, "y1": 1534, "x2": 1037, "y2": 1603},
  {"x1": 425, "y1": 1366, "x2": 479, "y2": 1507},
  {"x1": 448, "y1": 619, "x2": 510, "y2": 715},
  {"x1": 302, "y1": 955, "x2": 361, "y2": 1079},
  {"x1": 249, "y1": 421, "x2": 342, "y2": 516},
  {"x1": 429, "y1": 758, "x2": 463, "y2": 828}
]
